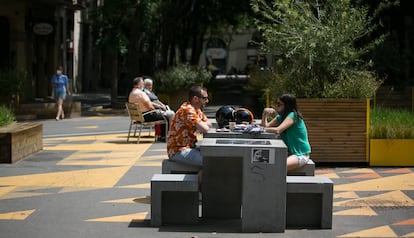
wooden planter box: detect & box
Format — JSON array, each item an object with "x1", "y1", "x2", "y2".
[
  {"x1": 0, "y1": 122, "x2": 43, "y2": 163},
  {"x1": 369, "y1": 139, "x2": 414, "y2": 166},
  {"x1": 297, "y1": 99, "x2": 369, "y2": 163}
]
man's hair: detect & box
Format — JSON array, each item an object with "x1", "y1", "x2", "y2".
[
  {"x1": 144, "y1": 78, "x2": 153, "y2": 85},
  {"x1": 188, "y1": 85, "x2": 207, "y2": 101},
  {"x1": 133, "y1": 77, "x2": 143, "y2": 86}
]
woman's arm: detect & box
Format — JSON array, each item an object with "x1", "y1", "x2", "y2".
[{"x1": 265, "y1": 116, "x2": 294, "y2": 134}]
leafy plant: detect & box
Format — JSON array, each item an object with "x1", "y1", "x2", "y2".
[
  {"x1": 250, "y1": 0, "x2": 394, "y2": 100},
  {"x1": 154, "y1": 64, "x2": 212, "y2": 93},
  {"x1": 0, "y1": 105, "x2": 15, "y2": 127},
  {"x1": 0, "y1": 69, "x2": 27, "y2": 104},
  {"x1": 370, "y1": 107, "x2": 414, "y2": 139}
]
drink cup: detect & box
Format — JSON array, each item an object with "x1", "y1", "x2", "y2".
[{"x1": 229, "y1": 121, "x2": 236, "y2": 131}]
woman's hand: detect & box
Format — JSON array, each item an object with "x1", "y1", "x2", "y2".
[{"x1": 263, "y1": 107, "x2": 276, "y2": 116}]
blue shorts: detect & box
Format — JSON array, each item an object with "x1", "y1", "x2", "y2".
[
  {"x1": 170, "y1": 148, "x2": 203, "y2": 167},
  {"x1": 54, "y1": 90, "x2": 66, "y2": 100}
]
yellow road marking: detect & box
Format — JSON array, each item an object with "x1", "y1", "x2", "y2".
[
  {"x1": 316, "y1": 173, "x2": 339, "y2": 179},
  {"x1": 102, "y1": 197, "x2": 137, "y2": 204},
  {"x1": 340, "y1": 168, "x2": 376, "y2": 174},
  {"x1": 77, "y1": 126, "x2": 98, "y2": 129},
  {"x1": 58, "y1": 187, "x2": 101, "y2": 193},
  {"x1": 1, "y1": 192, "x2": 50, "y2": 200},
  {"x1": 335, "y1": 173, "x2": 414, "y2": 191},
  {"x1": 0, "y1": 209, "x2": 35, "y2": 220},
  {"x1": 0, "y1": 166, "x2": 131, "y2": 188},
  {"x1": 334, "y1": 191, "x2": 359, "y2": 199},
  {"x1": 333, "y1": 207, "x2": 377, "y2": 216},
  {"x1": 334, "y1": 190, "x2": 414, "y2": 207},
  {"x1": 86, "y1": 212, "x2": 148, "y2": 222},
  {"x1": 337, "y1": 225, "x2": 397, "y2": 237},
  {"x1": 117, "y1": 183, "x2": 150, "y2": 189},
  {"x1": 0, "y1": 186, "x2": 16, "y2": 198}
]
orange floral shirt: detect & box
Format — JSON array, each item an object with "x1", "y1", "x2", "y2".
[{"x1": 167, "y1": 102, "x2": 208, "y2": 157}]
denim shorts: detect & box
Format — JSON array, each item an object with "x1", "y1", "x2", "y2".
[
  {"x1": 170, "y1": 148, "x2": 203, "y2": 167},
  {"x1": 54, "y1": 91, "x2": 66, "y2": 100}
]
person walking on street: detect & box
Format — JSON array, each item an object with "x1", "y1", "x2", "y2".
[{"x1": 51, "y1": 66, "x2": 70, "y2": 121}]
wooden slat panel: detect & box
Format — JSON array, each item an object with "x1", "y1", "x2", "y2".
[{"x1": 297, "y1": 99, "x2": 368, "y2": 163}]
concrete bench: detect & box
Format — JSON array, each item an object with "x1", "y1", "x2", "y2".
[
  {"x1": 286, "y1": 176, "x2": 333, "y2": 229},
  {"x1": 161, "y1": 159, "x2": 199, "y2": 174},
  {"x1": 150, "y1": 174, "x2": 199, "y2": 226},
  {"x1": 287, "y1": 159, "x2": 315, "y2": 176}
]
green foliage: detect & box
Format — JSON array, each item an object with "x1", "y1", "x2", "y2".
[
  {"x1": 250, "y1": 0, "x2": 389, "y2": 99},
  {"x1": 154, "y1": 64, "x2": 213, "y2": 93},
  {"x1": 92, "y1": 0, "x2": 137, "y2": 55},
  {"x1": 0, "y1": 105, "x2": 15, "y2": 127},
  {"x1": 0, "y1": 69, "x2": 27, "y2": 104},
  {"x1": 370, "y1": 107, "x2": 414, "y2": 139}
]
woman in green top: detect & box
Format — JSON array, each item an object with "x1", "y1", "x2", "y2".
[{"x1": 261, "y1": 93, "x2": 311, "y2": 172}]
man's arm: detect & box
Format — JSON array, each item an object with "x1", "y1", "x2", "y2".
[{"x1": 195, "y1": 120, "x2": 211, "y2": 133}]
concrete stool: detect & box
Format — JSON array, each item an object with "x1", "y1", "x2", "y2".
[
  {"x1": 161, "y1": 159, "x2": 199, "y2": 174},
  {"x1": 286, "y1": 176, "x2": 333, "y2": 229},
  {"x1": 151, "y1": 174, "x2": 199, "y2": 226},
  {"x1": 287, "y1": 159, "x2": 315, "y2": 176}
]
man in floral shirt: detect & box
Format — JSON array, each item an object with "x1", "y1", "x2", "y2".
[{"x1": 167, "y1": 86, "x2": 212, "y2": 168}]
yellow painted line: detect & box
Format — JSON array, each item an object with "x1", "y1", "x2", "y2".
[
  {"x1": 86, "y1": 212, "x2": 148, "y2": 222},
  {"x1": 334, "y1": 190, "x2": 414, "y2": 207},
  {"x1": 134, "y1": 161, "x2": 162, "y2": 167},
  {"x1": 117, "y1": 183, "x2": 150, "y2": 189},
  {"x1": 0, "y1": 186, "x2": 16, "y2": 198},
  {"x1": 334, "y1": 191, "x2": 359, "y2": 199},
  {"x1": 1, "y1": 192, "x2": 50, "y2": 200},
  {"x1": 316, "y1": 173, "x2": 339, "y2": 179},
  {"x1": 140, "y1": 155, "x2": 166, "y2": 160},
  {"x1": 403, "y1": 232, "x2": 414, "y2": 237},
  {"x1": 58, "y1": 187, "x2": 101, "y2": 193},
  {"x1": 49, "y1": 143, "x2": 147, "y2": 151},
  {"x1": 0, "y1": 209, "x2": 35, "y2": 220},
  {"x1": 337, "y1": 225, "x2": 397, "y2": 237},
  {"x1": 335, "y1": 173, "x2": 414, "y2": 191},
  {"x1": 0, "y1": 166, "x2": 131, "y2": 188},
  {"x1": 333, "y1": 207, "x2": 377, "y2": 216},
  {"x1": 59, "y1": 157, "x2": 140, "y2": 166},
  {"x1": 102, "y1": 197, "x2": 137, "y2": 204},
  {"x1": 151, "y1": 149, "x2": 167, "y2": 152},
  {"x1": 77, "y1": 126, "x2": 98, "y2": 129},
  {"x1": 339, "y1": 168, "x2": 376, "y2": 174}
]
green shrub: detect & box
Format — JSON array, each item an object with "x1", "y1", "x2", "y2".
[
  {"x1": 0, "y1": 105, "x2": 15, "y2": 127},
  {"x1": 250, "y1": 0, "x2": 394, "y2": 100},
  {"x1": 370, "y1": 107, "x2": 414, "y2": 139},
  {"x1": 0, "y1": 69, "x2": 27, "y2": 100},
  {"x1": 154, "y1": 64, "x2": 212, "y2": 93}
]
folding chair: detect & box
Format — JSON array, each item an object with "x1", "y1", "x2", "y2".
[{"x1": 125, "y1": 102, "x2": 168, "y2": 143}]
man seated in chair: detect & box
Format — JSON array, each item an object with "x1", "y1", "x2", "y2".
[
  {"x1": 143, "y1": 77, "x2": 175, "y2": 118},
  {"x1": 128, "y1": 77, "x2": 172, "y2": 141}
]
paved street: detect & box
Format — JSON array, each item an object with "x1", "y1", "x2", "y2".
[{"x1": 1, "y1": 114, "x2": 414, "y2": 238}]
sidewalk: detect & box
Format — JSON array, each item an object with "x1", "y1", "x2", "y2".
[{"x1": 1, "y1": 114, "x2": 414, "y2": 237}]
